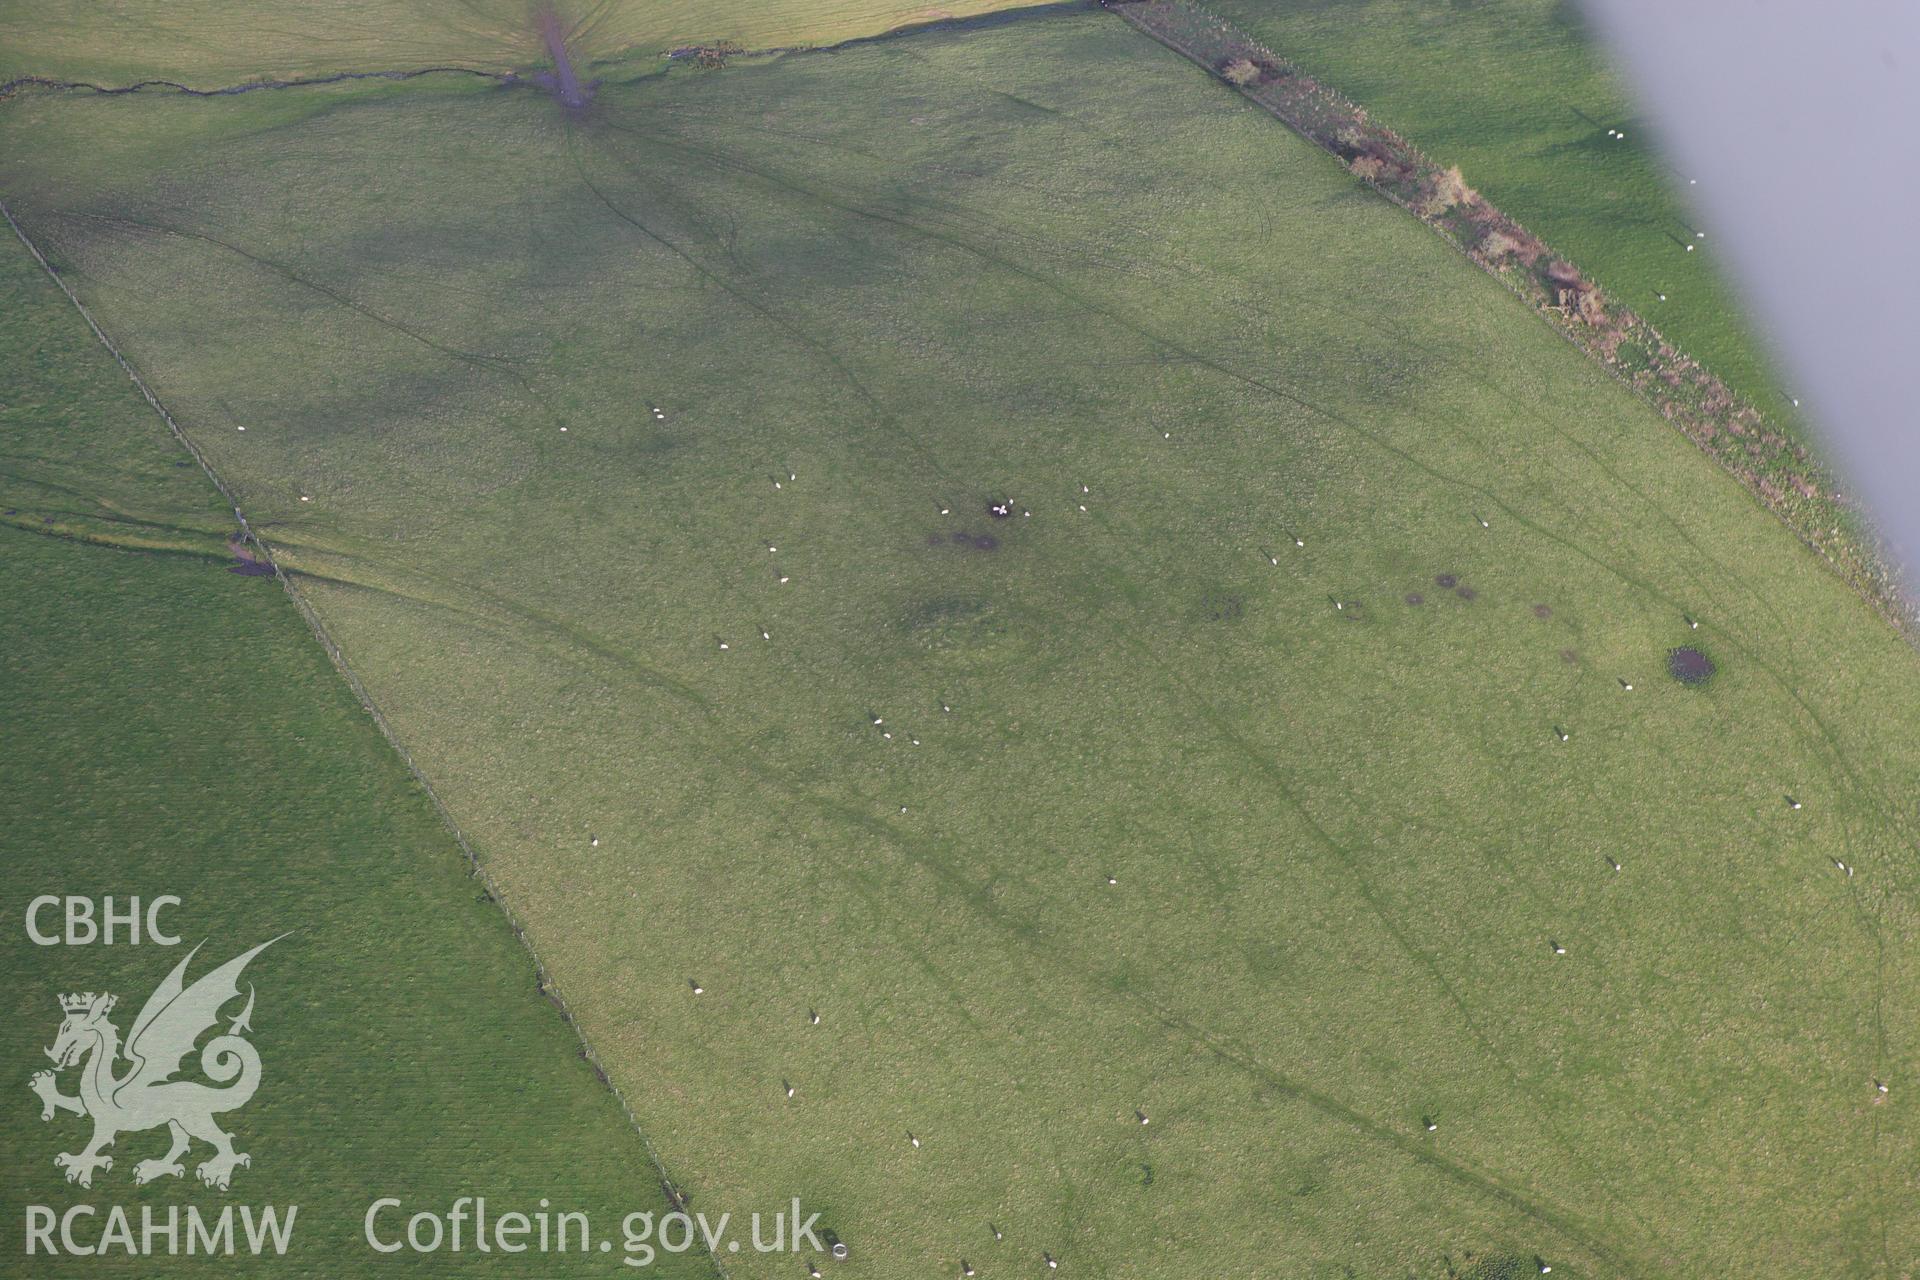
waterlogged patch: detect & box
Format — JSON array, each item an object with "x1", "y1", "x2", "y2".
[
  {"x1": 901, "y1": 595, "x2": 1012, "y2": 667},
  {"x1": 1197, "y1": 589, "x2": 1245, "y2": 623},
  {"x1": 1668, "y1": 646, "x2": 1716, "y2": 686}
]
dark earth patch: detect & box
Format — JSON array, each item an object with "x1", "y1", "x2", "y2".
[
  {"x1": 228, "y1": 559, "x2": 274, "y2": 576},
  {"x1": 1455, "y1": 586, "x2": 1476, "y2": 601},
  {"x1": 1405, "y1": 593, "x2": 1423, "y2": 606},
  {"x1": 1532, "y1": 604, "x2": 1552, "y2": 618},
  {"x1": 1435, "y1": 573, "x2": 1457, "y2": 588},
  {"x1": 1668, "y1": 646, "x2": 1716, "y2": 685},
  {"x1": 1200, "y1": 591, "x2": 1244, "y2": 622},
  {"x1": 1560, "y1": 648, "x2": 1580, "y2": 664}
]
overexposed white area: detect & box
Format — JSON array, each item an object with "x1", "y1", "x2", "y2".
[{"x1": 1582, "y1": 0, "x2": 1920, "y2": 577}]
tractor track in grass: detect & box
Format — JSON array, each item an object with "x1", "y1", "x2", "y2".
[
  {"x1": 561, "y1": 134, "x2": 1660, "y2": 1270},
  {"x1": 1106, "y1": 0, "x2": 1915, "y2": 652},
  {"x1": 26, "y1": 124, "x2": 1641, "y2": 1258},
  {"x1": 11, "y1": 26, "x2": 1914, "y2": 1269},
  {"x1": 569, "y1": 97, "x2": 1918, "y2": 1266},
  {"x1": 0, "y1": 195, "x2": 735, "y2": 1280}
]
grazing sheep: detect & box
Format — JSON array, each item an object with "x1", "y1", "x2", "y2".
[
  {"x1": 1550, "y1": 941, "x2": 1566, "y2": 955},
  {"x1": 809, "y1": 1009, "x2": 821, "y2": 1025},
  {"x1": 909, "y1": 1133, "x2": 920, "y2": 1148},
  {"x1": 690, "y1": 981, "x2": 704, "y2": 994}
]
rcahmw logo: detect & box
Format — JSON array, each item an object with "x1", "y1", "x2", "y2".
[{"x1": 23, "y1": 937, "x2": 299, "y2": 1259}]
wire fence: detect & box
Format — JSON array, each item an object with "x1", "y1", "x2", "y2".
[
  {"x1": 2, "y1": 198, "x2": 729, "y2": 1280},
  {"x1": 1106, "y1": 0, "x2": 1915, "y2": 639}
]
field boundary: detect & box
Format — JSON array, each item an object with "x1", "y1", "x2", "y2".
[
  {"x1": 1104, "y1": 0, "x2": 1915, "y2": 642},
  {"x1": 0, "y1": 198, "x2": 728, "y2": 1280},
  {"x1": 0, "y1": 66, "x2": 511, "y2": 102}
]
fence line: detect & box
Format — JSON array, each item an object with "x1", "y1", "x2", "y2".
[
  {"x1": 2, "y1": 199, "x2": 728, "y2": 1280},
  {"x1": 1107, "y1": 0, "x2": 1914, "y2": 640}
]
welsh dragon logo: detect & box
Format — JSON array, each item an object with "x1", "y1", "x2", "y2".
[{"x1": 29, "y1": 938, "x2": 281, "y2": 1191}]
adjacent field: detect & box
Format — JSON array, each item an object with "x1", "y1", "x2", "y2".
[
  {"x1": 4, "y1": 5, "x2": 1919, "y2": 1276},
  {"x1": 0, "y1": 236, "x2": 709, "y2": 1277},
  {"x1": 1206, "y1": 0, "x2": 1799, "y2": 432},
  {"x1": 0, "y1": 0, "x2": 1047, "y2": 92}
]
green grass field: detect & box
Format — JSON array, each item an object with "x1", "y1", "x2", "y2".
[
  {"x1": 4, "y1": 4, "x2": 1919, "y2": 1277},
  {"x1": 0, "y1": 0, "x2": 1045, "y2": 91},
  {"x1": 0, "y1": 237, "x2": 711, "y2": 1276},
  {"x1": 1205, "y1": 0, "x2": 1800, "y2": 432}
]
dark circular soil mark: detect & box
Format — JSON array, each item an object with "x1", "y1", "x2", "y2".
[
  {"x1": 1405, "y1": 593, "x2": 1424, "y2": 606},
  {"x1": 1454, "y1": 586, "x2": 1477, "y2": 601},
  {"x1": 1434, "y1": 573, "x2": 1457, "y2": 589},
  {"x1": 1532, "y1": 604, "x2": 1553, "y2": 618},
  {"x1": 1668, "y1": 646, "x2": 1715, "y2": 686},
  {"x1": 926, "y1": 533, "x2": 947, "y2": 548},
  {"x1": 1560, "y1": 648, "x2": 1580, "y2": 665}
]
